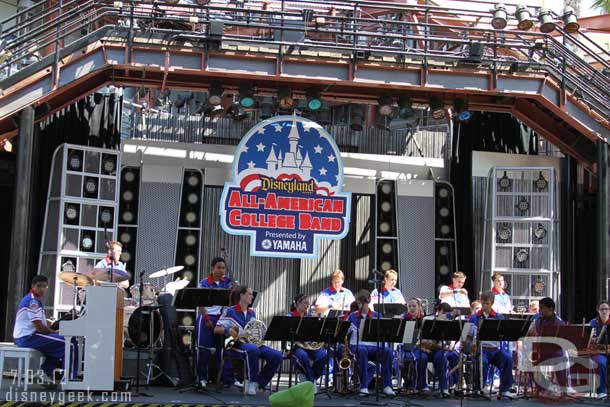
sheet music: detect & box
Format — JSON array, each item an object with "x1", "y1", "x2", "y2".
[{"x1": 402, "y1": 320, "x2": 417, "y2": 344}]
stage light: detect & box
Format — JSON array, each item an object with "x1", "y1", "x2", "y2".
[
  {"x1": 379, "y1": 222, "x2": 391, "y2": 234},
  {"x1": 438, "y1": 187, "x2": 449, "y2": 199},
  {"x1": 81, "y1": 235, "x2": 94, "y2": 251},
  {"x1": 440, "y1": 224, "x2": 451, "y2": 236},
  {"x1": 378, "y1": 94, "x2": 393, "y2": 117},
  {"x1": 538, "y1": 8, "x2": 556, "y2": 34},
  {"x1": 68, "y1": 152, "x2": 82, "y2": 171},
  {"x1": 124, "y1": 170, "x2": 136, "y2": 183},
  {"x1": 102, "y1": 156, "x2": 116, "y2": 174},
  {"x1": 122, "y1": 190, "x2": 134, "y2": 202},
  {"x1": 381, "y1": 202, "x2": 391, "y2": 212},
  {"x1": 381, "y1": 261, "x2": 392, "y2": 271},
  {"x1": 185, "y1": 234, "x2": 197, "y2": 246},
  {"x1": 183, "y1": 270, "x2": 194, "y2": 280},
  {"x1": 515, "y1": 248, "x2": 529, "y2": 263},
  {"x1": 181, "y1": 314, "x2": 194, "y2": 326},
  {"x1": 229, "y1": 103, "x2": 247, "y2": 120},
  {"x1": 260, "y1": 97, "x2": 275, "y2": 120},
  {"x1": 181, "y1": 333, "x2": 192, "y2": 347},
  {"x1": 84, "y1": 177, "x2": 98, "y2": 194},
  {"x1": 381, "y1": 243, "x2": 393, "y2": 254},
  {"x1": 491, "y1": 4, "x2": 508, "y2": 30},
  {"x1": 498, "y1": 171, "x2": 512, "y2": 190},
  {"x1": 350, "y1": 104, "x2": 364, "y2": 131},
  {"x1": 277, "y1": 87, "x2": 294, "y2": 110},
  {"x1": 534, "y1": 223, "x2": 547, "y2": 240},
  {"x1": 516, "y1": 6, "x2": 533, "y2": 31},
  {"x1": 562, "y1": 7, "x2": 579, "y2": 33},
  {"x1": 439, "y1": 265, "x2": 449, "y2": 275},
  {"x1": 397, "y1": 95, "x2": 414, "y2": 119},
  {"x1": 99, "y1": 208, "x2": 113, "y2": 224},
  {"x1": 516, "y1": 197, "x2": 530, "y2": 213},
  {"x1": 439, "y1": 207, "x2": 449, "y2": 217},
  {"x1": 65, "y1": 205, "x2": 79, "y2": 221},
  {"x1": 429, "y1": 96, "x2": 445, "y2": 120},
  {"x1": 208, "y1": 84, "x2": 223, "y2": 106},
  {"x1": 306, "y1": 90, "x2": 322, "y2": 111},
  {"x1": 185, "y1": 254, "x2": 196, "y2": 266},
  {"x1": 120, "y1": 232, "x2": 131, "y2": 244},
  {"x1": 453, "y1": 99, "x2": 471, "y2": 122},
  {"x1": 535, "y1": 171, "x2": 548, "y2": 191},
  {"x1": 239, "y1": 84, "x2": 255, "y2": 108},
  {"x1": 185, "y1": 211, "x2": 197, "y2": 223},
  {"x1": 498, "y1": 225, "x2": 512, "y2": 242}
]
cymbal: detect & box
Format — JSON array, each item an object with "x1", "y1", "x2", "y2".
[
  {"x1": 149, "y1": 265, "x2": 184, "y2": 279},
  {"x1": 59, "y1": 272, "x2": 93, "y2": 287},
  {"x1": 88, "y1": 267, "x2": 131, "y2": 283},
  {"x1": 160, "y1": 277, "x2": 190, "y2": 295}
]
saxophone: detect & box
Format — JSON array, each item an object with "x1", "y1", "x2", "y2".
[{"x1": 335, "y1": 335, "x2": 353, "y2": 394}]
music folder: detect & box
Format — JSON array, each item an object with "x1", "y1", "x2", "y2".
[
  {"x1": 375, "y1": 303, "x2": 407, "y2": 318},
  {"x1": 359, "y1": 317, "x2": 406, "y2": 343},
  {"x1": 265, "y1": 316, "x2": 345, "y2": 343},
  {"x1": 172, "y1": 288, "x2": 258, "y2": 309},
  {"x1": 478, "y1": 318, "x2": 532, "y2": 342},
  {"x1": 420, "y1": 318, "x2": 463, "y2": 342}
]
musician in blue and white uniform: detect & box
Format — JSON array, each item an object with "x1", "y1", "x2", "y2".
[
  {"x1": 468, "y1": 291, "x2": 514, "y2": 399},
  {"x1": 288, "y1": 293, "x2": 327, "y2": 386},
  {"x1": 93, "y1": 240, "x2": 130, "y2": 289},
  {"x1": 491, "y1": 272, "x2": 513, "y2": 314},
  {"x1": 315, "y1": 270, "x2": 355, "y2": 316},
  {"x1": 439, "y1": 271, "x2": 470, "y2": 308},
  {"x1": 13, "y1": 275, "x2": 77, "y2": 383},
  {"x1": 347, "y1": 289, "x2": 396, "y2": 396},
  {"x1": 196, "y1": 257, "x2": 233, "y2": 388},
  {"x1": 402, "y1": 298, "x2": 427, "y2": 391},
  {"x1": 370, "y1": 269, "x2": 406, "y2": 311},
  {"x1": 589, "y1": 301, "x2": 610, "y2": 398},
  {"x1": 214, "y1": 286, "x2": 282, "y2": 395}
]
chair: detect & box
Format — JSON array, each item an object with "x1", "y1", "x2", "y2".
[{"x1": 0, "y1": 343, "x2": 43, "y2": 390}]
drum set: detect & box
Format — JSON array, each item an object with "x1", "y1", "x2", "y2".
[{"x1": 56, "y1": 265, "x2": 190, "y2": 349}]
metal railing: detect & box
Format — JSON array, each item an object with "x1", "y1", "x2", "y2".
[{"x1": 0, "y1": 0, "x2": 608, "y2": 125}]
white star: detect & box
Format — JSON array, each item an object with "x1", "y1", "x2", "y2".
[
  {"x1": 247, "y1": 161, "x2": 256, "y2": 169},
  {"x1": 274, "y1": 124, "x2": 283, "y2": 132},
  {"x1": 302, "y1": 121, "x2": 318, "y2": 132},
  {"x1": 257, "y1": 127, "x2": 265, "y2": 134},
  {"x1": 243, "y1": 145, "x2": 249, "y2": 153},
  {"x1": 256, "y1": 142, "x2": 266, "y2": 152},
  {"x1": 327, "y1": 154, "x2": 335, "y2": 162},
  {"x1": 319, "y1": 167, "x2": 327, "y2": 176},
  {"x1": 314, "y1": 144, "x2": 323, "y2": 154},
  {"x1": 335, "y1": 174, "x2": 340, "y2": 182}
]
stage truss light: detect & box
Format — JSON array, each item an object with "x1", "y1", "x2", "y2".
[
  {"x1": 453, "y1": 99, "x2": 472, "y2": 122},
  {"x1": 516, "y1": 197, "x2": 530, "y2": 213},
  {"x1": 99, "y1": 208, "x2": 113, "y2": 224},
  {"x1": 538, "y1": 8, "x2": 556, "y2": 34},
  {"x1": 207, "y1": 84, "x2": 223, "y2": 107},
  {"x1": 429, "y1": 96, "x2": 445, "y2": 120},
  {"x1": 378, "y1": 94, "x2": 393, "y2": 117},
  {"x1": 515, "y1": 248, "x2": 529, "y2": 264},
  {"x1": 533, "y1": 223, "x2": 547, "y2": 241},
  {"x1": 277, "y1": 87, "x2": 294, "y2": 110},
  {"x1": 562, "y1": 7, "x2": 579, "y2": 33},
  {"x1": 306, "y1": 90, "x2": 322, "y2": 111},
  {"x1": 498, "y1": 171, "x2": 512, "y2": 191},
  {"x1": 239, "y1": 84, "x2": 255, "y2": 108},
  {"x1": 498, "y1": 225, "x2": 512, "y2": 242},
  {"x1": 491, "y1": 4, "x2": 508, "y2": 30},
  {"x1": 516, "y1": 6, "x2": 533, "y2": 31},
  {"x1": 398, "y1": 95, "x2": 414, "y2": 119},
  {"x1": 535, "y1": 171, "x2": 548, "y2": 191},
  {"x1": 68, "y1": 152, "x2": 82, "y2": 171},
  {"x1": 187, "y1": 174, "x2": 199, "y2": 187},
  {"x1": 122, "y1": 251, "x2": 131, "y2": 262},
  {"x1": 122, "y1": 211, "x2": 134, "y2": 223},
  {"x1": 185, "y1": 212, "x2": 197, "y2": 223},
  {"x1": 84, "y1": 177, "x2": 98, "y2": 194},
  {"x1": 260, "y1": 97, "x2": 275, "y2": 120},
  {"x1": 81, "y1": 235, "x2": 94, "y2": 251}
]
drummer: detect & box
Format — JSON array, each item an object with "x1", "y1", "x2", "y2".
[
  {"x1": 94, "y1": 241, "x2": 130, "y2": 289},
  {"x1": 197, "y1": 257, "x2": 233, "y2": 388}
]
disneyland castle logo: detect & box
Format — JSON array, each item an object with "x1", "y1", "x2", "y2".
[{"x1": 220, "y1": 116, "x2": 351, "y2": 258}]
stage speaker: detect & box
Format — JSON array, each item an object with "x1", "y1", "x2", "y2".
[
  {"x1": 175, "y1": 169, "x2": 203, "y2": 284},
  {"x1": 434, "y1": 182, "x2": 457, "y2": 289},
  {"x1": 118, "y1": 166, "x2": 140, "y2": 283},
  {"x1": 376, "y1": 179, "x2": 399, "y2": 272}
]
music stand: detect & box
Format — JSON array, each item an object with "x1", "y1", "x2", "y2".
[
  {"x1": 360, "y1": 317, "x2": 406, "y2": 343},
  {"x1": 375, "y1": 303, "x2": 407, "y2": 318},
  {"x1": 311, "y1": 317, "x2": 350, "y2": 398}
]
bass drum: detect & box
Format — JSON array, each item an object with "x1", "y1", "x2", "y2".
[{"x1": 127, "y1": 306, "x2": 163, "y2": 349}]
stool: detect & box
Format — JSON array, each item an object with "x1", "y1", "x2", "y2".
[{"x1": 0, "y1": 343, "x2": 43, "y2": 390}]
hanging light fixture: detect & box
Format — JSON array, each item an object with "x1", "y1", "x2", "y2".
[
  {"x1": 498, "y1": 171, "x2": 512, "y2": 190},
  {"x1": 562, "y1": 7, "x2": 579, "y2": 34},
  {"x1": 398, "y1": 95, "x2": 414, "y2": 119},
  {"x1": 207, "y1": 84, "x2": 223, "y2": 106},
  {"x1": 491, "y1": 4, "x2": 508, "y2": 30},
  {"x1": 378, "y1": 94, "x2": 393, "y2": 117},
  {"x1": 429, "y1": 96, "x2": 445, "y2": 120},
  {"x1": 277, "y1": 87, "x2": 294, "y2": 110},
  {"x1": 453, "y1": 99, "x2": 472, "y2": 122},
  {"x1": 238, "y1": 84, "x2": 255, "y2": 108},
  {"x1": 538, "y1": 8, "x2": 556, "y2": 34},
  {"x1": 516, "y1": 5, "x2": 533, "y2": 31},
  {"x1": 306, "y1": 90, "x2": 322, "y2": 111}
]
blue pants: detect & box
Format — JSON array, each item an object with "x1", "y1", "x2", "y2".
[
  {"x1": 196, "y1": 314, "x2": 222, "y2": 382},
  {"x1": 403, "y1": 349, "x2": 428, "y2": 390},
  {"x1": 353, "y1": 344, "x2": 392, "y2": 389},
  {"x1": 477, "y1": 348, "x2": 513, "y2": 392},
  {"x1": 426, "y1": 349, "x2": 449, "y2": 391},
  {"x1": 225, "y1": 343, "x2": 282, "y2": 388},
  {"x1": 593, "y1": 355, "x2": 607, "y2": 393},
  {"x1": 292, "y1": 346, "x2": 327, "y2": 382},
  {"x1": 15, "y1": 333, "x2": 77, "y2": 378},
  {"x1": 446, "y1": 350, "x2": 459, "y2": 386}
]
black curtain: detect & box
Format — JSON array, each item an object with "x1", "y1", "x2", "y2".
[{"x1": 0, "y1": 151, "x2": 16, "y2": 339}]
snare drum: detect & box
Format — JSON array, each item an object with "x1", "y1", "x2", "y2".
[
  {"x1": 130, "y1": 284, "x2": 158, "y2": 305},
  {"x1": 127, "y1": 306, "x2": 163, "y2": 348}
]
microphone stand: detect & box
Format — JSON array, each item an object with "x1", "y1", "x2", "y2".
[
  {"x1": 363, "y1": 270, "x2": 386, "y2": 406},
  {"x1": 102, "y1": 221, "x2": 113, "y2": 283}
]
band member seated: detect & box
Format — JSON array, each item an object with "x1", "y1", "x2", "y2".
[
  {"x1": 439, "y1": 271, "x2": 470, "y2": 308},
  {"x1": 491, "y1": 272, "x2": 513, "y2": 314},
  {"x1": 402, "y1": 298, "x2": 427, "y2": 392},
  {"x1": 13, "y1": 276, "x2": 77, "y2": 383},
  {"x1": 528, "y1": 300, "x2": 539, "y2": 314},
  {"x1": 196, "y1": 257, "x2": 233, "y2": 388},
  {"x1": 315, "y1": 270, "x2": 355, "y2": 316},
  {"x1": 288, "y1": 293, "x2": 327, "y2": 387},
  {"x1": 214, "y1": 286, "x2": 282, "y2": 395},
  {"x1": 468, "y1": 291, "x2": 514, "y2": 399},
  {"x1": 347, "y1": 289, "x2": 395, "y2": 396},
  {"x1": 469, "y1": 300, "x2": 482, "y2": 317},
  {"x1": 94, "y1": 240, "x2": 130, "y2": 289},
  {"x1": 370, "y1": 269, "x2": 406, "y2": 311},
  {"x1": 590, "y1": 301, "x2": 610, "y2": 398}
]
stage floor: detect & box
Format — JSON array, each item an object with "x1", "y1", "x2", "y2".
[{"x1": 1, "y1": 379, "x2": 609, "y2": 407}]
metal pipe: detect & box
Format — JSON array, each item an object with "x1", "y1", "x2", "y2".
[{"x1": 597, "y1": 139, "x2": 609, "y2": 303}]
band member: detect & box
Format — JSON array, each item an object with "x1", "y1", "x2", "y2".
[
  {"x1": 370, "y1": 269, "x2": 406, "y2": 311},
  {"x1": 289, "y1": 294, "x2": 327, "y2": 386},
  {"x1": 196, "y1": 257, "x2": 232, "y2": 388},
  {"x1": 491, "y1": 272, "x2": 512, "y2": 314},
  {"x1": 468, "y1": 291, "x2": 514, "y2": 399},
  {"x1": 94, "y1": 241, "x2": 130, "y2": 289},
  {"x1": 402, "y1": 298, "x2": 428, "y2": 392},
  {"x1": 214, "y1": 286, "x2": 282, "y2": 395},
  {"x1": 469, "y1": 300, "x2": 482, "y2": 317},
  {"x1": 347, "y1": 289, "x2": 396, "y2": 396},
  {"x1": 315, "y1": 270, "x2": 355, "y2": 316},
  {"x1": 528, "y1": 300, "x2": 539, "y2": 314},
  {"x1": 590, "y1": 301, "x2": 610, "y2": 398},
  {"x1": 439, "y1": 272, "x2": 470, "y2": 308},
  {"x1": 13, "y1": 276, "x2": 77, "y2": 383}
]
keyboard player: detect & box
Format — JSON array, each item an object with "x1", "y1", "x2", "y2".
[{"x1": 13, "y1": 275, "x2": 77, "y2": 383}]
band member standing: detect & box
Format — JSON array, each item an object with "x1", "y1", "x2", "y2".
[
  {"x1": 94, "y1": 241, "x2": 130, "y2": 289},
  {"x1": 13, "y1": 276, "x2": 77, "y2": 383},
  {"x1": 468, "y1": 291, "x2": 514, "y2": 399},
  {"x1": 491, "y1": 272, "x2": 513, "y2": 314},
  {"x1": 590, "y1": 301, "x2": 610, "y2": 398},
  {"x1": 370, "y1": 269, "x2": 406, "y2": 311},
  {"x1": 347, "y1": 289, "x2": 396, "y2": 396},
  {"x1": 315, "y1": 270, "x2": 355, "y2": 316},
  {"x1": 439, "y1": 272, "x2": 470, "y2": 308},
  {"x1": 196, "y1": 257, "x2": 232, "y2": 388},
  {"x1": 214, "y1": 286, "x2": 282, "y2": 395},
  {"x1": 289, "y1": 294, "x2": 327, "y2": 387}
]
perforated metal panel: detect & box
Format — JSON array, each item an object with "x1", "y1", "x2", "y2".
[
  {"x1": 397, "y1": 196, "x2": 436, "y2": 304},
  {"x1": 135, "y1": 182, "x2": 181, "y2": 290}
]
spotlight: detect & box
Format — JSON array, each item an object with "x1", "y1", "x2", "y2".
[
  {"x1": 429, "y1": 96, "x2": 445, "y2": 120},
  {"x1": 516, "y1": 197, "x2": 530, "y2": 213},
  {"x1": 440, "y1": 224, "x2": 451, "y2": 235},
  {"x1": 277, "y1": 87, "x2": 294, "y2": 110},
  {"x1": 81, "y1": 234, "x2": 94, "y2": 251},
  {"x1": 397, "y1": 95, "x2": 414, "y2": 118},
  {"x1": 239, "y1": 84, "x2": 255, "y2": 108},
  {"x1": 516, "y1": 6, "x2": 533, "y2": 31},
  {"x1": 99, "y1": 208, "x2": 113, "y2": 224},
  {"x1": 84, "y1": 177, "x2": 98, "y2": 194},
  {"x1": 102, "y1": 155, "x2": 116, "y2": 174},
  {"x1": 515, "y1": 248, "x2": 529, "y2": 263},
  {"x1": 562, "y1": 7, "x2": 579, "y2": 33},
  {"x1": 381, "y1": 261, "x2": 392, "y2": 271},
  {"x1": 207, "y1": 84, "x2": 223, "y2": 106},
  {"x1": 378, "y1": 94, "x2": 393, "y2": 116},
  {"x1": 379, "y1": 222, "x2": 391, "y2": 234},
  {"x1": 260, "y1": 97, "x2": 275, "y2": 119},
  {"x1": 306, "y1": 90, "x2": 322, "y2": 111},
  {"x1": 498, "y1": 171, "x2": 512, "y2": 190},
  {"x1": 533, "y1": 223, "x2": 547, "y2": 240},
  {"x1": 498, "y1": 225, "x2": 512, "y2": 241},
  {"x1": 65, "y1": 204, "x2": 79, "y2": 221},
  {"x1": 439, "y1": 207, "x2": 449, "y2": 217},
  {"x1": 438, "y1": 187, "x2": 449, "y2": 199},
  {"x1": 349, "y1": 104, "x2": 364, "y2": 131},
  {"x1": 181, "y1": 314, "x2": 194, "y2": 326},
  {"x1": 538, "y1": 8, "x2": 556, "y2": 34},
  {"x1": 381, "y1": 202, "x2": 391, "y2": 212},
  {"x1": 439, "y1": 265, "x2": 449, "y2": 275},
  {"x1": 491, "y1": 4, "x2": 508, "y2": 30},
  {"x1": 439, "y1": 245, "x2": 449, "y2": 256},
  {"x1": 381, "y1": 243, "x2": 393, "y2": 254},
  {"x1": 68, "y1": 152, "x2": 82, "y2": 171},
  {"x1": 453, "y1": 99, "x2": 471, "y2": 122},
  {"x1": 535, "y1": 171, "x2": 548, "y2": 191}
]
